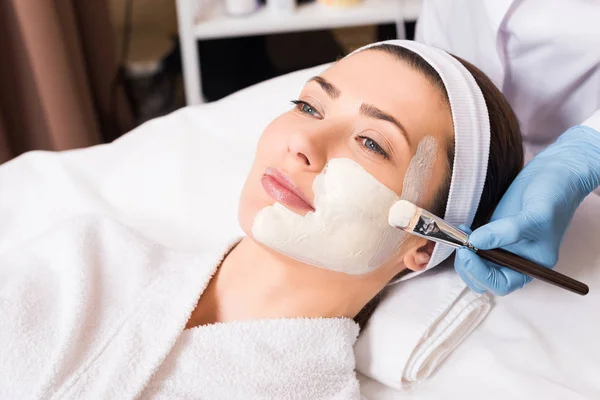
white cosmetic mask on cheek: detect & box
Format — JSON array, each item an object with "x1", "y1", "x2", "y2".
[{"x1": 251, "y1": 136, "x2": 438, "y2": 275}]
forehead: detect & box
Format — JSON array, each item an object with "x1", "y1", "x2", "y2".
[{"x1": 319, "y1": 49, "x2": 453, "y2": 149}]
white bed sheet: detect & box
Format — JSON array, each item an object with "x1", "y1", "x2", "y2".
[{"x1": 1, "y1": 64, "x2": 599, "y2": 399}]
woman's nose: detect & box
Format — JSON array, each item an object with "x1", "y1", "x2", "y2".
[{"x1": 286, "y1": 128, "x2": 329, "y2": 172}]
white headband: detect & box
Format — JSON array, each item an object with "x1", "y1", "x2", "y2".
[{"x1": 353, "y1": 40, "x2": 491, "y2": 279}]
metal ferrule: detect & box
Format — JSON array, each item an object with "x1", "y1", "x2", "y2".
[{"x1": 410, "y1": 210, "x2": 470, "y2": 249}]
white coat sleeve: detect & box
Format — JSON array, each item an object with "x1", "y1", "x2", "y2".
[{"x1": 583, "y1": 109, "x2": 600, "y2": 133}]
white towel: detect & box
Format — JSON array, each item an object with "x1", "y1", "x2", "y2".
[
  {"x1": 142, "y1": 318, "x2": 361, "y2": 400},
  {"x1": 355, "y1": 263, "x2": 492, "y2": 390}
]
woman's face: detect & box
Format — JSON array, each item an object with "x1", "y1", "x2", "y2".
[{"x1": 239, "y1": 49, "x2": 453, "y2": 273}]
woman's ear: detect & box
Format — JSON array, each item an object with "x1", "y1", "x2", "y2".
[{"x1": 403, "y1": 240, "x2": 435, "y2": 272}]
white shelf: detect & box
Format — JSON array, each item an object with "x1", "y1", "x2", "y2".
[
  {"x1": 194, "y1": 0, "x2": 422, "y2": 40},
  {"x1": 177, "y1": 0, "x2": 422, "y2": 104}
]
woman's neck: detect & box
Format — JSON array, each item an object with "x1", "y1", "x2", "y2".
[{"x1": 186, "y1": 236, "x2": 385, "y2": 328}]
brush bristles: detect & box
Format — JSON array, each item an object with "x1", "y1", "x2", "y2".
[{"x1": 388, "y1": 200, "x2": 422, "y2": 232}]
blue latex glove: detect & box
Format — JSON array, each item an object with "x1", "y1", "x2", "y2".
[{"x1": 455, "y1": 125, "x2": 600, "y2": 295}]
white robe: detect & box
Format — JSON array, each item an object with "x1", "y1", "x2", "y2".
[{"x1": 0, "y1": 215, "x2": 361, "y2": 399}]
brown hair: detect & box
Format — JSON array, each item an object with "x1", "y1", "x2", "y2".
[{"x1": 353, "y1": 44, "x2": 524, "y2": 329}]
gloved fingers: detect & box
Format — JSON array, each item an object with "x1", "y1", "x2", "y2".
[
  {"x1": 456, "y1": 247, "x2": 531, "y2": 296},
  {"x1": 457, "y1": 224, "x2": 472, "y2": 235},
  {"x1": 454, "y1": 226, "x2": 487, "y2": 293},
  {"x1": 487, "y1": 267, "x2": 532, "y2": 295},
  {"x1": 454, "y1": 248, "x2": 489, "y2": 294},
  {"x1": 468, "y1": 213, "x2": 530, "y2": 250},
  {"x1": 455, "y1": 262, "x2": 488, "y2": 294}
]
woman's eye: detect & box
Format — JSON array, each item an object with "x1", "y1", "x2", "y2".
[
  {"x1": 291, "y1": 100, "x2": 321, "y2": 118},
  {"x1": 359, "y1": 136, "x2": 389, "y2": 159}
]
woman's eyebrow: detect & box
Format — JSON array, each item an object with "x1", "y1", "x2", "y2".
[
  {"x1": 307, "y1": 76, "x2": 411, "y2": 146},
  {"x1": 360, "y1": 103, "x2": 411, "y2": 146},
  {"x1": 308, "y1": 76, "x2": 341, "y2": 99}
]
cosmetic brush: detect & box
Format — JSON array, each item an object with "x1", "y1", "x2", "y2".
[{"x1": 389, "y1": 200, "x2": 589, "y2": 296}]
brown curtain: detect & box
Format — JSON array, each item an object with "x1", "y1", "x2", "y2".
[{"x1": 0, "y1": 0, "x2": 134, "y2": 165}]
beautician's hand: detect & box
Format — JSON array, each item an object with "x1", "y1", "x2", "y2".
[{"x1": 455, "y1": 125, "x2": 600, "y2": 295}]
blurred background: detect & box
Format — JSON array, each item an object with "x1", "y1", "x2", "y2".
[{"x1": 0, "y1": 0, "x2": 420, "y2": 165}]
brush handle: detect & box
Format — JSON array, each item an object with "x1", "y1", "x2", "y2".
[{"x1": 477, "y1": 248, "x2": 589, "y2": 296}]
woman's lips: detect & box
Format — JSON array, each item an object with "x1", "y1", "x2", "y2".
[{"x1": 261, "y1": 168, "x2": 315, "y2": 212}]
